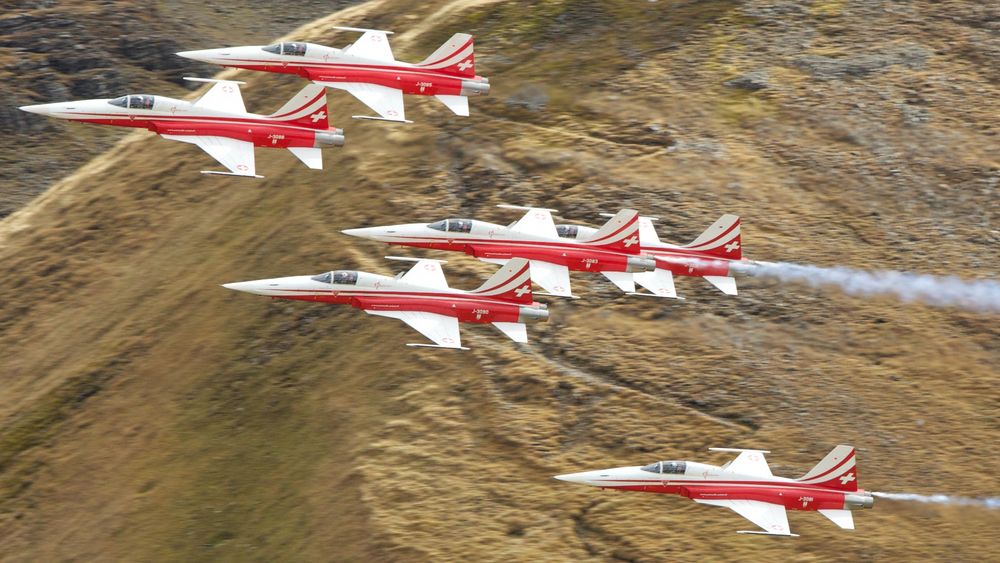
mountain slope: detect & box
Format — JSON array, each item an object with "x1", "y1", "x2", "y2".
[{"x1": 0, "y1": 0, "x2": 997, "y2": 561}]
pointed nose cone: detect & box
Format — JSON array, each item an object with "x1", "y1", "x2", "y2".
[
  {"x1": 19, "y1": 103, "x2": 53, "y2": 115},
  {"x1": 554, "y1": 472, "x2": 589, "y2": 484},
  {"x1": 222, "y1": 281, "x2": 258, "y2": 294},
  {"x1": 176, "y1": 49, "x2": 209, "y2": 62},
  {"x1": 341, "y1": 227, "x2": 372, "y2": 238},
  {"x1": 176, "y1": 48, "x2": 238, "y2": 64}
]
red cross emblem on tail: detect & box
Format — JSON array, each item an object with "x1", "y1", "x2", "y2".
[
  {"x1": 457, "y1": 59, "x2": 472, "y2": 71},
  {"x1": 840, "y1": 472, "x2": 856, "y2": 485},
  {"x1": 310, "y1": 111, "x2": 327, "y2": 123},
  {"x1": 623, "y1": 235, "x2": 639, "y2": 248},
  {"x1": 725, "y1": 241, "x2": 740, "y2": 253},
  {"x1": 514, "y1": 284, "x2": 530, "y2": 298}
]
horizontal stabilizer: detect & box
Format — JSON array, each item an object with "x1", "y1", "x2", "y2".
[
  {"x1": 602, "y1": 271, "x2": 635, "y2": 293},
  {"x1": 288, "y1": 147, "x2": 323, "y2": 170},
  {"x1": 736, "y1": 531, "x2": 799, "y2": 537},
  {"x1": 200, "y1": 170, "x2": 264, "y2": 179},
  {"x1": 492, "y1": 322, "x2": 527, "y2": 343},
  {"x1": 351, "y1": 115, "x2": 413, "y2": 123},
  {"x1": 634, "y1": 269, "x2": 678, "y2": 298},
  {"x1": 406, "y1": 343, "x2": 470, "y2": 350},
  {"x1": 818, "y1": 509, "x2": 855, "y2": 530},
  {"x1": 704, "y1": 275, "x2": 738, "y2": 295},
  {"x1": 435, "y1": 94, "x2": 469, "y2": 116}
]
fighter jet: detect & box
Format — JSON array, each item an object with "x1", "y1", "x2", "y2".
[
  {"x1": 177, "y1": 27, "x2": 490, "y2": 123},
  {"x1": 555, "y1": 445, "x2": 874, "y2": 537},
  {"x1": 557, "y1": 214, "x2": 745, "y2": 298},
  {"x1": 222, "y1": 257, "x2": 547, "y2": 349},
  {"x1": 342, "y1": 206, "x2": 657, "y2": 298},
  {"x1": 18, "y1": 78, "x2": 343, "y2": 178}
]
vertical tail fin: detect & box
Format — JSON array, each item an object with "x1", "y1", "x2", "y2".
[
  {"x1": 682, "y1": 214, "x2": 741, "y2": 259},
  {"x1": 796, "y1": 445, "x2": 859, "y2": 491},
  {"x1": 417, "y1": 33, "x2": 475, "y2": 77},
  {"x1": 582, "y1": 209, "x2": 641, "y2": 254},
  {"x1": 638, "y1": 216, "x2": 661, "y2": 245},
  {"x1": 473, "y1": 258, "x2": 533, "y2": 304},
  {"x1": 267, "y1": 84, "x2": 329, "y2": 129}
]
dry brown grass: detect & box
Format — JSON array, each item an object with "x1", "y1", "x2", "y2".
[{"x1": 0, "y1": 0, "x2": 998, "y2": 561}]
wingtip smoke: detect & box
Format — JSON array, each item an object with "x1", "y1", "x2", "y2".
[
  {"x1": 872, "y1": 492, "x2": 1000, "y2": 509},
  {"x1": 737, "y1": 261, "x2": 1000, "y2": 314}
]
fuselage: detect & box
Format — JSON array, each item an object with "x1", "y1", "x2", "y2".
[
  {"x1": 178, "y1": 44, "x2": 490, "y2": 98},
  {"x1": 19, "y1": 96, "x2": 343, "y2": 149},
  {"x1": 223, "y1": 270, "x2": 546, "y2": 325},
  {"x1": 559, "y1": 224, "x2": 743, "y2": 279},
  {"x1": 642, "y1": 243, "x2": 742, "y2": 278},
  {"x1": 342, "y1": 221, "x2": 655, "y2": 274},
  {"x1": 556, "y1": 462, "x2": 872, "y2": 512}
]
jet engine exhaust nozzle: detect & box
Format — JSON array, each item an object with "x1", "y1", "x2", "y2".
[
  {"x1": 314, "y1": 129, "x2": 345, "y2": 147},
  {"x1": 518, "y1": 306, "x2": 549, "y2": 323},
  {"x1": 626, "y1": 256, "x2": 657, "y2": 273},
  {"x1": 460, "y1": 80, "x2": 490, "y2": 97},
  {"x1": 843, "y1": 493, "x2": 875, "y2": 510}
]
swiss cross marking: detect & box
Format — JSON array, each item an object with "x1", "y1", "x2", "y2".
[
  {"x1": 310, "y1": 111, "x2": 326, "y2": 123},
  {"x1": 457, "y1": 59, "x2": 472, "y2": 71},
  {"x1": 622, "y1": 235, "x2": 639, "y2": 248},
  {"x1": 236, "y1": 164, "x2": 248, "y2": 171},
  {"x1": 222, "y1": 85, "x2": 234, "y2": 94},
  {"x1": 514, "y1": 284, "x2": 530, "y2": 298},
  {"x1": 725, "y1": 240, "x2": 740, "y2": 253},
  {"x1": 840, "y1": 472, "x2": 856, "y2": 485}
]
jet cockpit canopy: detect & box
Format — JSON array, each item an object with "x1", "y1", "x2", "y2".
[
  {"x1": 108, "y1": 95, "x2": 155, "y2": 109},
  {"x1": 262, "y1": 42, "x2": 308, "y2": 56},
  {"x1": 640, "y1": 461, "x2": 687, "y2": 475},
  {"x1": 310, "y1": 270, "x2": 359, "y2": 285},
  {"x1": 427, "y1": 218, "x2": 473, "y2": 233}
]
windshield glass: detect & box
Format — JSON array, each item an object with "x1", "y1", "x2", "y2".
[
  {"x1": 447, "y1": 219, "x2": 473, "y2": 233},
  {"x1": 332, "y1": 270, "x2": 358, "y2": 285},
  {"x1": 662, "y1": 461, "x2": 686, "y2": 474},
  {"x1": 640, "y1": 461, "x2": 686, "y2": 474},
  {"x1": 128, "y1": 95, "x2": 154, "y2": 110},
  {"x1": 108, "y1": 96, "x2": 128, "y2": 108},
  {"x1": 282, "y1": 42, "x2": 307, "y2": 56},
  {"x1": 262, "y1": 43, "x2": 281, "y2": 54},
  {"x1": 310, "y1": 272, "x2": 332, "y2": 284},
  {"x1": 428, "y1": 220, "x2": 447, "y2": 231},
  {"x1": 556, "y1": 225, "x2": 579, "y2": 238}
]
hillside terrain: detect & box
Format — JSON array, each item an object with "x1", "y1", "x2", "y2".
[
  {"x1": 0, "y1": 0, "x2": 359, "y2": 218},
  {"x1": 1, "y1": 0, "x2": 998, "y2": 561}
]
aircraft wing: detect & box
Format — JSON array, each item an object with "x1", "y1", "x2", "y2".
[
  {"x1": 719, "y1": 450, "x2": 773, "y2": 478},
  {"x1": 343, "y1": 30, "x2": 395, "y2": 62},
  {"x1": 694, "y1": 499, "x2": 795, "y2": 536},
  {"x1": 192, "y1": 80, "x2": 247, "y2": 114},
  {"x1": 160, "y1": 134, "x2": 258, "y2": 177},
  {"x1": 318, "y1": 82, "x2": 406, "y2": 122},
  {"x1": 529, "y1": 261, "x2": 573, "y2": 297},
  {"x1": 511, "y1": 208, "x2": 559, "y2": 237},
  {"x1": 398, "y1": 259, "x2": 449, "y2": 289},
  {"x1": 365, "y1": 310, "x2": 464, "y2": 349}
]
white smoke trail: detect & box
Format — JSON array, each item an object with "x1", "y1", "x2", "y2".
[
  {"x1": 872, "y1": 492, "x2": 1000, "y2": 509},
  {"x1": 735, "y1": 261, "x2": 1000, "y2": 313}
]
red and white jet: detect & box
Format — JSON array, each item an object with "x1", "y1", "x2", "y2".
[
  {"x1": 555, "y1": 445, "x2": 874, "y2": 536},
  {"x1": 341, "y1": 206, "x2": 657, "y2": 298},
  {"x1": 558, "y1": 214, "x2": 746, "y2": 298},
  {"x1": 222, "y1": 257, "x2": 547, "y2": 349},
  {"x1": 178, "y1": 27, "x2": 490, "y2": 123},
  {"x1": 18, "y1": 77, "x2": 342, "y2": 178}
]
